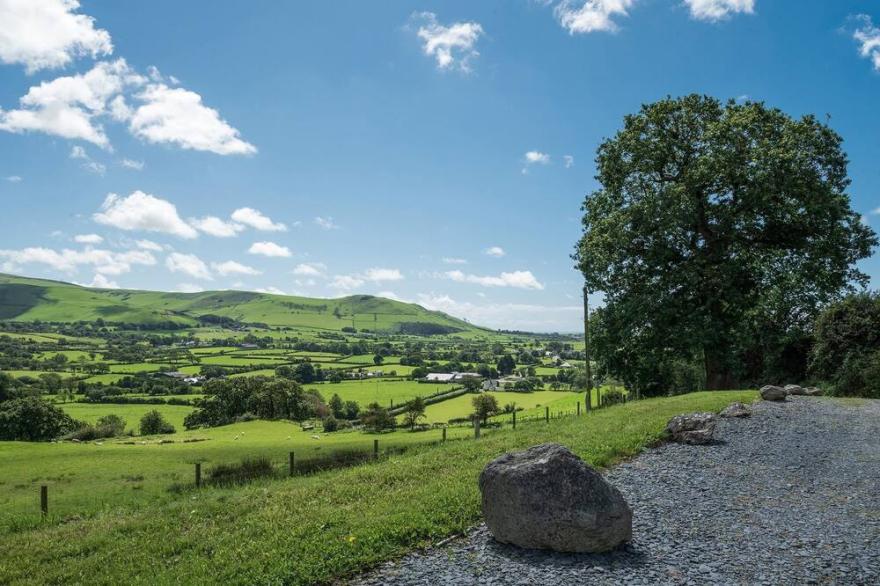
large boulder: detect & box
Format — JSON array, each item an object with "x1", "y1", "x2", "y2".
[
  {"x1": 720, "y1": 402, "x2": 751, "y2": 418},
  {"x1": 760, "y1": 385, "x2": 787, "y2": 401},
  {"x1": 665, "y1": 412, "x2": 717, "y2": 444},
  {"x1": 804, "y1": 386, "x2": 822, "y2": 396},
  {"x1": 479, "y1": 443, "x2": 632, "y2": 553},
  {"x1": 784, "y1": 384, "x2": 806, "y2": 396}
]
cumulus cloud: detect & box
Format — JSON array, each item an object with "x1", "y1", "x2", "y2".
[
  {"x1": 444, "y1": 269, "x2": 544, "y2": 290},
  {"x1": 248, "y1": 241, "x2": 291, "y2": 258},
  {"x1": 83, "y1": 272, "x2": 119, "y2": 289},
  {"x1": 190, "y1": 216, "x2": 243, "y2": 238},
  {"x1": 563, "y1": 155, "x2": 575, "y2": 168},
  {"x1": 69, "y1": 144, "x2": 106, "y2": 174},
  {"x1": 413, "y1": 12, "x2": 484, "y2": 72},
  {"x1": 484, "y1": 246, "x2": 506, "y2": 258},
  {"x1": 522, "y1": 150, "x2": 551, "y2": 173},
  {"x1": 854, "y1": 15, "x2": 880, "y2": 72},
  {"x1": 314, "y1": 216, "x2": 339, "y2": 230},
  {"x1": 0, "y1": 58, "x2": 143, "y2": 147},
  {"x1": 5, "y1": 175, "x2": 22, "y2": 182},
  {"x1": 166, "y1": 252, "x2": 212, "y2": 280},
  {"x1": 442, "y1": 257, "x2": 468, "y2": 265},
  {"x1": 417, "y1": 293, "x2": 580, "y2": 332},
  {"x1": 0, "y1": 0, "x2": 113, "y2": 73},
  {"x1": 175, "y1": 283, "x2": 205, "y2": 293},
  {"x1": 254, "y1": 286, "x2": 285, "y2": 295},
  {"x1": 329, "y1": 274, "x2": 365, "y2": 290},
  {"x1": 363, "y1": 267, "x2": 404, "y2": 282},
  {"x1": 211, "y1": 260, "x2": 261, "y2": 277},
  {"x1": 73, "y1": 233, "x2": 102, "y2": 244},
  {"x1": 293, "y1": 262, "x2": 326, "y2": 276},
  {"x1": 230, "y1": 207, "x2": 286, "y2": 231},
  {"x1": 554, "y1": 0, "x2": 635, "y2": 34},
  {"x1": 135, "y1": 239, "x2": 162, "y2": 251},
  {"x1": 120, "y1": 158, "x2": 143, "y2": 170},
  {"x1": 683, "y1": 0, "x2": 755, "y2": 22},
  {"x1": 94, "y1": 191, "x2": 198, "y2": 239},
  {"x1": 129, "y1": 84, "x2": 256, "y2": 155},
  {"x1": 0, "y1": 245, "x2": 155, "y2": 275}
]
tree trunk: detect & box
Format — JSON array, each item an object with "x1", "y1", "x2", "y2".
[{"x1": 704, "y1": 349, "x2": 735, "y2": 390}]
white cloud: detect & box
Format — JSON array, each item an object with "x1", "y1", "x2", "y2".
[
  {"x1": 211, "y1": 260, "x2": 261, "y2": 276},
  {"x1": 377, "y1": 291, "x2": 405, "y2": 302},
  {"x1": 563, "y1": 155, "x2": 575, "y2": 168},
  {"x1": 69, "y1": 145, "x2": 87, "y2": 159},
  {"x1": 330, "y1": 274, "x2": 365, "y2": 290},
  {"x1": 175, "y1": 283, "x2": 204, "y2": 293},
  {"x1": 413, "y1": 12, "x2": 484, "y2": 73},
  {"x1": 442, "y1": 257, "x2": 468, "y2": 265},
  {"x1": 190, "y1": 216, "x2": 243, "y2": 238},
  {"x1": 255, "y1": 286, "x2": 285, "y2": 295},
  {"x1": 0, "y1": 58, "x2": 143, "y2": 147},
  {"x1": 363, "y1": 267, "x2": 404, "y2": 282},
  {"x1": 5, "y1": 175, "x2": 22, "y2": 182},
  {"x1": 0, "y1": 0, "x2": 113, "y2": 73},
  {"x1": 522, "y1": 150, "x2": 551, "y2": 173},
  {"x1": 0, "y1": 245, "x2": 154, "y2": 275},
  {"x1": 74, "y1": 233, "x2": 102, "y2": 244},
  {"x1": 854, "y1": 15, "x2": 880, "y2": 72},
  {"x1": 683, "y1": 0, "x2": 754, "y2": 22},
  {"x1": 83, "y1": 273, "x2": 119, "y2": 289},
  {"x1": 417, "y1": 293, "x2": 580, "y2": 332},
  {"x1": 69, "y1": 144, "x2": 105, "y2": 174},
  {"x1": 445, "y1": 269, "x2": 544, "y2": 290},
  {"x1": 248, "y1": 241, "x2": 291, "y2": 258},
  {"x1": 293, "y1": 262, "x2": 326, "y2": 276},
  {"x1": 129, "y1": 83, "x2": 256, "y2": 155},
  {"x1": 120, "y1": 158, "x2": 143, "y2": 170},
  {"x1": 135, "y1": 239, "x2": 162, "y2": 251},
  {"x1": 94, "y1": 191, "x2": 198, "y2": 239},
  {"x1": 166, "y1": 252, "x2": 212, "y2": 280},
  {"x1": 554, "y1": 0, "x2": 635, "y2": 34},
  {"x1": 484, "y1": 246, "x2": 506, "y2": 258},
  {"x1": 231, "y1": 207, "x2": 286, "y2": 231},
  {"x1": 314, "y1": 216, "x2": 339, "y2": 230}
]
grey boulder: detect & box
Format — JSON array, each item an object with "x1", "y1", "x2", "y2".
[
  {"x1": 479, "y1": 443, "x2": 632, "y2": 553},
  {"x1": 804, "y1": 386, "x2": 822, "y2": 396},
  {"x1": 760, "y1": 385, "x2": 787, "y2": 401},
  {"x1": 784, "y1": 384, "x2": 806, "y2": 396},
  {"x1": 666, "y1": 412, "x2": 717, "y2": 444},
  {"x1": 720, "y1": 402, "x2": 751, "y2": 418}
]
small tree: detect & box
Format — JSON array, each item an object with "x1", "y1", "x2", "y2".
[
  {"x1": 373, "y1": 354, "x2": 384, "y2": 366},
  {"x1": 329, "y1": 393, "x2": 344, "y2": 418},
  {"x1": 472, "y1": 394, "x2": 499, "y2": 425},
  {"x1": 461, "y1": 377, "x2": 482, "y2": 392},
  {"x1": 362, "y1": 402, "x2": 395, "y2": 433},
  {"x1": 0, "y1": 397, "x2": 79, "y2": 441},
  {"x1": 343, "y1": 400, "x2": 360, "y2": 420},
  {"x1": 403, "y1": 396, "x2": 426, "y2": 430},
  {"x1": 139, "y1": 410, "x2": 175, "y2": 435},
  {"x1": 96, "y1": 414, "x2": 126, "y2": 436},
  {"x1": 496, "y1": 355, "x2": 516, "y2": 376}
]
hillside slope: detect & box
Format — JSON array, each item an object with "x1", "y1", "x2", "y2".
[{"x1": 0, "y1": 274, "x2": 482, "y2": 334}]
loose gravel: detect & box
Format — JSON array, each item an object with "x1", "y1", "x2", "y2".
[{"x1": 352, "y1": 397, "x2": 880, "y2": 585}]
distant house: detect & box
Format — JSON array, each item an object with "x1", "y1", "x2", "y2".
[
  {"x1": 559, "y1": 362, "x2": 574, "y2": 369},
  {"x1": 425, "y1": 373, "x2": 456, "y2": 383},
  {"x1": 239, "y1": 343, "x2": 259, "y2": 350},
  {"x1": 183, "y1": 375, "x2": 205, "y2": 385},
  {"x1": 159, "y1": 371, "x2": 187, "y2": 379},
  {"x1": 482, "y1": 379, "x2": 500, "y2": 391}
]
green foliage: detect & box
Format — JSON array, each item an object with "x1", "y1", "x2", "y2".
[
  {"x1": 207, "y1": 457, "x2": 275, "y2": 486},
  {"x1": 471, "y1": 393, "x2": 499, "y2": 424},
  {"x1": 0, "y1": 397, "x2": 79, "y2": 441},
  {"x1": 496, "y1": 354, "x2": 516, "y2": 375},
  {"x1": 361, "y1": 402, "x2": 395, "y2": 432},
  {"x1": 184, "y1": 377, "x2": 320, "y2": 428},
  {"x1": 139, "y1": 409, "x2": 175, "y2": 436},
  {"x1": 810, "y1": 293, "x2": 880, "y2": 397},
  {"x1": 402, "y1": 396, "x2": 426, "y2": 430},
  {"x1": 578, "y1": 95, "x2": 877, "y2": 394},
  {"x1": 322, "y1": 415, "x2": 339, "y2": 432}
]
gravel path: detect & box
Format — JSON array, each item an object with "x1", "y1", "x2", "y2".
[{"x1": 352, "y1": 397, "x2": 880, "y2": 585}]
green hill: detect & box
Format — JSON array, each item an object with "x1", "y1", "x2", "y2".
[{"x1": 0, "y1": 274, "x2": 483, "y2": 335}]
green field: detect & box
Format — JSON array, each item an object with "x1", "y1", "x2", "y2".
[
  {"x1": 0, "y1": 391, "x2": 758, "y2": 584},
  {"x1": 304, "y1": 379, "x2": 456, "y2": 407},
  {"x1": 59, "y1": 402, "x2": 196, "y2": 433},
  {"x1": 417, "y1": 390, "x2": 578, "y2": 424}
]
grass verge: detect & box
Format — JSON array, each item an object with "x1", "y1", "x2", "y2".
[{"x1": 0, "y1": 390, "x2": 756, "y2": 585}]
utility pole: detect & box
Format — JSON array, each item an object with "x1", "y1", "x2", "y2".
[{"x1": 583, "y1": 284, "x2": 593, "y2": 407}]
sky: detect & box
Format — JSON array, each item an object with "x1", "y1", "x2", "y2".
[{"x1": 1, "y1": 0, "x2": 879, "y2": 332}]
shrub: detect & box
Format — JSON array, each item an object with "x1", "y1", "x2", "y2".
[
  {"x1": 601, "y1": 389, "x2": 628, "y2": 406},
  {"x1": 66, "y1": 414, "x2": 127, "y2": 441},
  {"x1": 322, "y1": 415, "x2": 339, "y2": 432},
  {"x1": 139, "y1": 410, "x2": 176, "y2": 435},
  {"x1": 0, "y1": 397, "x2": 79, "y2": 441}
]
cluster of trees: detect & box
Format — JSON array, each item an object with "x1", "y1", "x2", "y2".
[{"x1": 579, "y1": 95, "x2": 877, "y2": 396}]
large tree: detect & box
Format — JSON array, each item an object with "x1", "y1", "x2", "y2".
[{"x1": 577, "y1": 95, "x2": 876, "y2": 392}]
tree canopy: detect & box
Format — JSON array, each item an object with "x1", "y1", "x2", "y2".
[{"x1": 577, "y1": 95, "x2": 876, "y2": 393}]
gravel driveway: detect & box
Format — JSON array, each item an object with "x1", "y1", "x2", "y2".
[{"x1": 352, "y1": 397, "x2": 880, "y2": 585}]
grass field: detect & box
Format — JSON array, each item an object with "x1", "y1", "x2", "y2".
[
  {"x1": 59, "y1": 402, "x2": 196, "y2": 433},
  {"x1": 416, "y1": 390, "x2": 578, "y2": 424},
  {"x1": 0, "y1": 391, "x2": 758, "y2": 585},
  {"x1": 304, "y1": 380, "x2": 457, "y2": 407}
]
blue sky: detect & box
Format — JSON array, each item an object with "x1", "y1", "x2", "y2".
[{"x1": 1, "y1": 0, "x2": 879, "y2": 332}]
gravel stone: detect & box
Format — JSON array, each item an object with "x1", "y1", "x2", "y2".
[{"x1": 351, "y1": 397, "x2": 880, "y2": 586}]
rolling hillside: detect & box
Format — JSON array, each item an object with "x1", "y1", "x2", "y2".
[{"x1": 0, "y1": 274, "x2": 484, "y2": 334}]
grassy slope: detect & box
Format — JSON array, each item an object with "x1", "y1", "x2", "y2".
[
  {"x1": 0, "y1": 391, "x2": 757, "y2": 585},
  {"x1": 0, "y1": 273, "x2": 483, "y2": 334}
]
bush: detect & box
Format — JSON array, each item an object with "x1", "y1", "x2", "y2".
[
  {"x1": 322, "y1": 415, "x2": 339, "y2": 432},
  {"x1": 139, "y1": 410, "x2": 176, "y2": 435},
  {"x1": 66, "y1": 414, "x2": 128, "y2": 441},
  {"x1": 601, "y1": 389, "x2": 628, "y2": 406},
  {"x1": 0, "y1": 397, "x2": 79, "y2": 441}
]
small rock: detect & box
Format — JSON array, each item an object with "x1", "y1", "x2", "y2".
[
  {"x1": 720, "y1": 402, "x2": 751, "y2": 418},
  {"x1": 760, "y1": 385, "x2": 787, "y2": 401},
  {"x1": 804, "y1": 387, "x2": 822, "y2": 396},
  {"x1": 785, "y1": 384, "x2": 806, "y2": 396},
  {"x1": 665, "y1": 412, "x2": 717, "y2": 444},
  {"x1": 479, "y1": 443, "x2": 632, "y2": 553}
]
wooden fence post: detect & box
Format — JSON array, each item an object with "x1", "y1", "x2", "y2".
[
  {"x1": 512, "y1": 410, "x2": 517, "y2": 429},
  {"x1": 373, "y1": 438, "x2": 379, "y2": 458},
  {"x1": 40, "y1": 485, "x2": 48, "y2": 516},
  {"x1": 545, "y1": 406, "x2": 549, "y2": 423},
  {"x1": 577, "y1": 401, "x2": 581, "y2": 416},
  {"x1": 289, "y1": 451, "x2": 295, "y2": 477},
  {"x1": 587, "y1": 389, "x2": 592, "y2": 412},
  {"x1": 442, "y1": 427, "x2": 447, "y2": 442},
  {"x1": 195, "y1": 463, "x2": 201, "y2": 488},
  {"x1": 474, "y1": 417, "x2": 481, "y2": 439}
]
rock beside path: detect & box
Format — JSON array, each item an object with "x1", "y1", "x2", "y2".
[
  {"x1": 479, "y1": 443, "x2": 632, "y2": 553},
  {"x1": 785, "y1": 384, "x2": 806, "y2": 395},
  {"x1": 719, "y1": 402, "x2": 751, "y2": 418},
  {"x1": 760, "y1": 385, "x2": 787, "y2": 401},
  {"x1": 665, "y1": 412, "x2": 717, "y2": 444}
]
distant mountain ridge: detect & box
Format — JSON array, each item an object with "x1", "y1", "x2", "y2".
[{"x1": 0, "y1": 273, "x2": 484, "y2": 334}]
